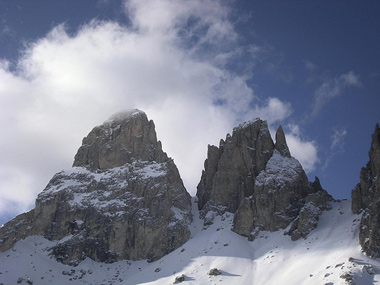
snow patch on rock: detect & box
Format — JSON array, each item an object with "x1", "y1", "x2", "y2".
[{"x1": 255, "y1": 150, "x2": 304, "y2": 189}]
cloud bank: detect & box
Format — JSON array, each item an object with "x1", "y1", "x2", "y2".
[{"x1": 0, "y1": 0, "x2": 318, "y2": 221}]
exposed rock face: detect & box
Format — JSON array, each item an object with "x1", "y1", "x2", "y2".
[
  {"x1": 197, "y1": 119, "x2": 275, "y2": 214},
  {"x1": 196, "y1": 120, "x2": 331, "y2": 240},
  {"x1": 73, "y1": 110, "x2": 167, "y2": 170},
  {"x1": 0, "y1": 110, "x2": 192, "y2": 264},
  {"x1": 351, "y1": 124, "x2": 380, "y2": 257},
  {"x1": 275, "y1": 125, "x2": 291, "y2": 158},
  {"x1": 285, "y1": 184, "x2": 333, "y2": 241}
]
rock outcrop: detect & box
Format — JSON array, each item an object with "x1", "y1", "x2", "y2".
[
  {"x1": 0, "y1": 110, "x2": 192, "y2": 264},
  {"x1": 351, "y1": 123, "x2": 380, "y2": 257},
  {"x1": 196, "y1": 120, "x2": 332, "y2": 240},
  {"x1": 197, "y1": 119, "x2": 275, "y2": 214},
  {"x1": 285, "y1": 183, "x2": 332, "y2": 241},
  {"x1": 72, "y1": 110, "x2": 167, "y2": 170}
]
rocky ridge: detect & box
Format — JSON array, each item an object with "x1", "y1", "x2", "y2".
[
  {"x1": 196, "y1": 119, "x2": 332, "y2": 240},
  {"x1": 5, "y1": 110, "x2": 378, "y2": 270},
  {"x1": 352, "y1": 123, "x2": 380, "y2": 257},
  {"x1": 0, "y1": 109, "x2": 192, "y2": 264},
  {"x1": 1, "y1": 111, "x2": 380, "y2": 284}
]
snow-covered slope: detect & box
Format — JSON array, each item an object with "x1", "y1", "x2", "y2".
[{"x1": 1, "y1": 198, "x2": 379, "y2": 285}]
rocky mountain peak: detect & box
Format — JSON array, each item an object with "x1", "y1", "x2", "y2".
[
  {"x1": 0, "y1": 110, "x2": 192, "y2": 264},
  {"x1": 275, "y1": 125, "x2": 291, "y2": 158},
  {"x1": 351, "y1": 123, "x2": 380, "y2": 257},
  {"x1": 197, "y1": 118, "x2": 332, "y2": 240},
  {"x1": 197, "y1": 119, "x2": 274, "y2": 213},
  {"x1": 369, "y1": 123, "x2": 380, "y2": 176},
  {"x1": 73, "y1": 109, "x2": 167, "y2": 171},
  {"x1": 352, "y1": 124, "x2": 380, "y2": 214}
]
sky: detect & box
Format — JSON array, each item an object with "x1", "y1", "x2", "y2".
[{"x1": 0, "y1": 0, "x2": 379, "y2": 225}]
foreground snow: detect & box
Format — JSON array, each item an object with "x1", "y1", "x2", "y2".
[{"x1": 1, "y1": 199, "x2": 379, "y2": 284}]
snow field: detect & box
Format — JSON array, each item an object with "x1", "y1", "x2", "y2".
[{"x1": 1, "y1": 199, "x2": 380, "y2": 285}]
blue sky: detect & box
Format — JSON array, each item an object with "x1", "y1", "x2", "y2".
[{"x1": 0, "y1": 0, "x2": 379, "y2": 225}]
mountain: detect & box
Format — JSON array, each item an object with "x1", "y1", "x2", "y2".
[
  {"x1": 1, "y1": 198, "x2": 379, "y2": 284},
  {"x1": 352, "y1": 123, "x2": 380, "y2": 257},
  {"x1": 0, "y1": 111, "x2": 380, "y2": 285},
  {"x1": 196, "y1": 119, "x2": 332, "y2": 240},
  {"x1": 0, "y1": 110, "x2": 192, "y2": 265}
]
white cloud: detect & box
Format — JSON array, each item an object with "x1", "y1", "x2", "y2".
[
  {"x1": 0, "y1": 0, "x2": 317, "y2": 222},
  {"x1": 267, "y1": 123, "x2": 318, "y2": 173},
  {"x1": 252, "y1": 97, "x2": 293, "y2": 125},
  {"x1": 284, "y1": 124, "x2": 319, "y2": 173}
]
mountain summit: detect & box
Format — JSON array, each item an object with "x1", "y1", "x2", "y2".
[
  {"x1": 72, "y1": 110, "x2": 168, "y2": 170},
  {"x1": 1, "y1": 111, "x2": 380, "y2": 284},
  {"x1": 0, "y1": 109, "x2": 192, "y2": 264},
  {"x1": 196, "y1": 119, "x2": 332, "y2": 240}
]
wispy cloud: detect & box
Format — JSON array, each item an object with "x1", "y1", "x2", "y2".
[
  {"x1": 311, "y1": 71, "x2": 360, "y2": 117},
  {"x1": 304, "y1": 60, "x2": 317, "y2": 72},
  {"x1": 331, "y1": 128, "x2": 348, "y2": 150},
  {"x1": 322, "y1": 127, "x2": 348, "y2": 170}
]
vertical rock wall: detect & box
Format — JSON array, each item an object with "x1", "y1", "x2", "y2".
[
  {"x1": 352, "y1": 124, "x2": 380, "y2": 257},
  {"x1": 197, "y1": 119, "x2": 275, "y2": 213}
]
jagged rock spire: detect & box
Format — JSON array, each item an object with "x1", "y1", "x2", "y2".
[
  {"x1": 352, "y1": 123, "x2": 380, "y2": 214},
  {"x1": 196, "y1": 119, "x2": 274, "y2": 213},
  {"x1": 197, "y1": 118, "x2": 331, "y2": 241},
  {"x1": 275, "y1": 125, "x2": 291, "y2": 158},
  {"x1": 369, "y1": 123, "x2": 380, "y2": 176},
  {"x1": 351, "y1": 123, "x2": 380, "y2": 257}
]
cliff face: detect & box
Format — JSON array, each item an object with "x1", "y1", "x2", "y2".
[
  {"x1": 196, "y1": 120, "x2": 332, "y2": 240},
  {"x1": 352, "y1": 124, "x2": 380, "y2": 257},
  {"x1": 197, "y1": 119, "x2": 275, "y2": 214},
  {"x1": 72, "y1": 110, "x2": 167, "y2": 170},
  {"x1": 0, "y1": 110, "x2": 192, "y2": 265}
]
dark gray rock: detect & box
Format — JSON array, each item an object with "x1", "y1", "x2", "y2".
[
  {"x1": 275, "y1": 125, "x2": 291, "y2": 158},
  {"x1": 351, "y1": 123, "x2": 380, "y2": 257},
  {"x1": 197, "y1": 119, "x2": 332, "y2": 240},
  {"x1": 232, "y1": 198, "x2": 255, "y2": 237},
  {"x1": 352, "y1": 124, "x2": 380, "y2": 214},
  {"x1": 208, "y1": 268, "x2": 221, "y2": 276},
  {"x1": 197, "y1": 145, "x2": 222, "y2": 211},
  {"x1": 0, "y1": 110, "x2": 192, "y2": 264},
  {"x1": 286, "y1": 202, "x2": 321, "y2": 241},
  {"x1": 246, "y1": 150, "x2": 311, "y2": 232},
  {"x1": 73, "y1": 110, "x2": 167, "y2": 170},
  {"x1": 285, "y1": 186, "x2": 333, "y2": 241},
  {"x1": 305, "y1": 185, "x2": 333, "y2": 211},
  {"x1": 174, "y1": 274, "x2": 185, "y2": 283},
  {"x1": 197, "y1": 119, "x2": 274, "y2": 216}
]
